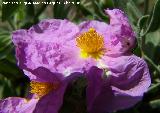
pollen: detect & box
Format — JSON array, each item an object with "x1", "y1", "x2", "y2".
[
  {"x1": 76, "y1": 28, "x2": 105, "y2": 59},
  {"x1": 30, "y1": 81, "x2": 59, "y2": 98}
]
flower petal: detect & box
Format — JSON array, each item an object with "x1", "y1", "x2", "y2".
[
  {"x1": 0, "y1": 97, "x2": 38, "y2": 113},
  {"x1": 104, "y1": 55, "x2": 151, "y2": 96},
  {"x1": 87, "y1": 55, "x2": 151, "y2": 112},
  {"x1": 12, "y1": 19, "x2": 95, "y2": 80},
  {"x1": 26, "y1": 67, "x2": 64, "y2": 82},
  {"x1": 105, "y1": 9, "x2": 136, "y2": 55},
  {"x1": 86, "y1": 66, "x2": 104, "y2": 112},
  {"x1": 79, "y1": 20, "x2": 109, "y2": 36},
  {"x1": 101, "y1": 55, "x2": 150, "y2": 112}
]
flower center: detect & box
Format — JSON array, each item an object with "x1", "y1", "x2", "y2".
[
  {"x1": 76, "y1": 28, "x2": 105, "y2": 59},
  {"x1": 30, "y1": 81, "x2": 59, "y2": 98}
]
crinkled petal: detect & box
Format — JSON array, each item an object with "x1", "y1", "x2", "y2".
[
  {"x1": 86, "y1": 66, "x2": 104, "y2": 112},
  {"x1": 103, "y1": 55, "x2": 151, "y2": 96},
  {"x1": 105, "y1": 9, "x2": 136, "y2": 55},
  {"x1": 25, "y1": 67, "x2": 64, "y2": 82},
  {"x1": 0, "y1": 97, "x2": 38, "y2": 113},
  {"x1": 12, "y1": 19, "x2": 95, "y2": 80},
  {"x1": 79, "y1": 20, "x2": 109, "y2": 36},
  {"x1": 12, "y1": 30, "x2": 31, "y2": 70},
  {"x1": 87, "y1": 55, "x2": 151, "y2": 112}
]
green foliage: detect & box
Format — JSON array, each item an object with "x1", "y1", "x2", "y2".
[
  {"x1": 0, "y1": 29, "x2": 12, "y2": 60},
  {"x1": 150, "y1": 99, "x2": 160, "y2": 109},
  {"x1": 2, "y1": 0, "x2": 21, "y2": 21},
  {"x1": 0, "y1": 0, "x2": 160, "y2": 113},
  {"x1": 146, "y1": 0, "x2": 160, "y2": 32}
]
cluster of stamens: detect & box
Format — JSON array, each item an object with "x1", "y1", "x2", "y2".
[
  {"x1": 30, "y1": 81, "x2": 59, "y2": 98},
  {"x1": 76, "y1": 28, "x2": 105, "y2": 59}
]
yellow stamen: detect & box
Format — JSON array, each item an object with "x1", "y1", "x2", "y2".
[
  {"x1": 30, "y1": 81, "x2": 59, "y2": 98},
  {"x1": 76, "y1": 28, "x2": 105, "y2": 59}
]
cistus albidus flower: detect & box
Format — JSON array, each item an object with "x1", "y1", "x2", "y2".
[
  {"x1": 0, "y1": 19, "x2": 96, "y2": 113},
  {"x1": 0, "y1": 8, "x2": 151, "y2": 113},
  {"x1": 78, "y1": 9, "x2": 151, "y2": 113}
]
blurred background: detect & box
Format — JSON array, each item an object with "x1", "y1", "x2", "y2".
[{"x1": 0, "y1": 0, "x2": 160, "y2": 113}]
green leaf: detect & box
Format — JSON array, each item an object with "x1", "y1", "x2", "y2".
[
  {"x1": 34, "y1": 0, "x2": 51, "y2": 19},
  {"x1": 76, "y1": 3, "x2": 93, "y2": 17},
  {"x1": 113, "y1": 0, "x2": 128, "y2": 10},
  {"x1": 126, "y1": 0, "x2": 142, "y2": 24},
  {"x1": 25, "y1": 0, "x2": 35, "y2": 18},
  {"x1": 99, "y1": 0, "x2": 114, "y2": 9},
  {"x1": 0, "y1": 59, "x2": 23, "y2": 79},
  {"x1": 53, "y1": 0, "x2": 71, "y2": 19},
  {"x1": 20, "y1": 0, "x2": 36, "y2": 28},
  {"x1": 133, "y1": 0, "x2": 144, "y2": 5},
  {"x1": 0, "y1": 76, "x2": 4, "y2": 98},
  {"x1": 16, "y1": 4, "x2": 25, "y2": 22},
  {"x1": 142, "y1": 0, "x2": 160, "y2": 36},
  {"x1": 0, "y1": 45, "x2": 13, "y2": 60},
  {"x1": 145, "y1": 28, "x2": 160, "y2": 47},
  {"x1": 0, "y1": 30, "x2": 13, "y2": 60},
  {"x1": 92, "y1": 0, "x2": 109, "y2": 21},
  {"x1": 150, "y1": 99, "x2": 160, "y2": 109},
  {"x1": 144, "y1": 28, "x2": 160, "y2": 61},
  {"x1": 147, "y1": 0, "x2": 160, "y2": 31},
  {"x1": 148, "y1": 83, "x2": 160, "y2": 94},
  {"x1": 2, "y1": 0, "x2": 21, "y2": 21},
  {"x1": 0, "y1": 77, "x2": 17, "y2": 98}
]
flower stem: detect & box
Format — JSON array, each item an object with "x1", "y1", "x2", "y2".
[{"x1": 143, "y1": 54, "x2": 160, "y2": 73}]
